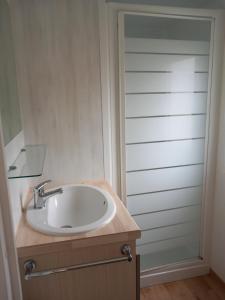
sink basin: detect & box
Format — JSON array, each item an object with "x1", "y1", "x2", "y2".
[{"x1": 26, "y1": 184, "x2": 116, "y2": 236}]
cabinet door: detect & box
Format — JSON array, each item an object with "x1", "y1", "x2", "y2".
[
  {"x1": 21, "y1": 259, "x2": 136, "y2": 300},
  {"x1": 20, "y1": 242, "x2": 137, "y2": 300}
]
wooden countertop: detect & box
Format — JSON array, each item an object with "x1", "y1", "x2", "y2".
[{"x1": 16, "y1": 180, "x2": 141, "y2": 258}]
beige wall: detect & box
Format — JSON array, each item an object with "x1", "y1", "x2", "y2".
[
  {"x1": 11, "y1": 0, "x2": 105, "y2": 185},
  {"x1": 211, "y1": 48, "x2": 225, "y2": 282}
]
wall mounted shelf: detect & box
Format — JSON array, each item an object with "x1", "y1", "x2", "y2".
[{"x1": 8, "y1": 144, "x2": 46, "y2": 179}]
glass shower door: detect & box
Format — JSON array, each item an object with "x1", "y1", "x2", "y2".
[{"x1": 121, "y1": 14, "x2": 212, "y2": 270}]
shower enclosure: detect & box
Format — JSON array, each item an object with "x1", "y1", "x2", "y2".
[
  {"x1": 106, "y1": 3, "x2": 224, "y2": 286},
  {"x1": 121, "y1": 13, "x2": 211, "y2": 270}
]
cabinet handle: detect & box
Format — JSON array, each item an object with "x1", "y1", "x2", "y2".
[
  {"x1": 24, "y1": 244, "x2": 133, "y2": 280},
  {"x1": 121, "y1": 244, "x2": 132, "y2": 262}
]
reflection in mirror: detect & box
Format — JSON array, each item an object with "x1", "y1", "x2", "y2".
[{"x1": 0, "y1": 0, "x2": 22, "y2": 146}]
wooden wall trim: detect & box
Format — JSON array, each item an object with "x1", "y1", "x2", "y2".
[{"x1": 98, "y1": 0, "x2": 113, "y2": 185}]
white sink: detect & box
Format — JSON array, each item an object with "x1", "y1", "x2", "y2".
[{"x1": 26, "y1": 184, "x2": 116, "y2": 236}]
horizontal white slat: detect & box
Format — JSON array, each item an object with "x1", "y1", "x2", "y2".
[
  {"x1": 126, "y1": 139, "x2": 205, "y2": 171},
  {"x1": 137, "y1": 222, "x2": 200, "y2": 246},
  {"x1": 125, "y1": 53, "x2": 209, "y2": 72},
  {"x1": 133, "y1": 205, "x2": 201, "y2": 231},
  {"x1": 125, "y1": 38, "x2": 210, "y2": 55},
  {"x1": 126, "y1": 93, "x2": 207, "y2": 117},
  {"x1": 126, "y1": 165, "x2": 204, "y2": 195},
  {"x1": 126, "y1": 73, "x2": 208, "y2": 93},
  {"x1": 137, "y1": 234, "x2": 199, "y2": 255},
  {"x1": 126, "y1": 115, "x2": 206, "y2": 144},
  {"x1": 127, "y1": 186, "x2": 202, "y2": 215},
  {"x1": 140, "y1": 245, "x2": 199, "y2": 269}
]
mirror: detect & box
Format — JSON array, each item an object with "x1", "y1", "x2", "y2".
[{"x1": 0, "y1": 0, "x2": 22, "y2": 146}]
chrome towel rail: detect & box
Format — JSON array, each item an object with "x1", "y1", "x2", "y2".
[{"x1": 24, "y1": 244, "x2": 132, "y2": 280}]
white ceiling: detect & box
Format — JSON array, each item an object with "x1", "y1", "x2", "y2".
[{"x1": 106, "y1": 0, "x2": 225, "y2": 9}]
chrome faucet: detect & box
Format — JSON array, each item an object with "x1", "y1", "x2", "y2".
[{"x1": 33, "y1": 180, "x2": 63, "y2": 209}]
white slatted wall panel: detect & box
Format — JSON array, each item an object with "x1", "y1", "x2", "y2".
[
  {"x1": 125, "y1": 54, "x2": 209, "y2": 72},
  {"x1": 127, "y1": 165, "x2": 204, "y2": 195},
  {"x1": 126, "y1": 73, "x2": 208, "y2": 93},
  {"x1": 123, "y1": 37, "x2": 210, "y2": 261},
  {"x1": 126, "y1": 139, "x2": 205, "y2": 171},
  {"x1": 125, "y1": 38, "x2": 210, "y2": 54},
  {"x1": 126, "y1": 93, "x2": 207, "y2": 117},
  {"x1": 126, "y1": 115, "x2": 206, "y2": 143},
  {"x1": 127, "y1": 186, "x2": 202, "y2": 215},
  {"x1": 133, "y1": 205, "x2": 201, "y2": 231},
  {"x1": 137, "y1": 234, "x2": 199, "y2": 256},
  {"x1": 137, "y1": 222, "x2": 201, "y2": 246}
]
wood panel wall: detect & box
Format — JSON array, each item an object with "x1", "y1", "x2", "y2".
[{"x1": 11, "y1": 0, "x2": 104, "y2": 184}]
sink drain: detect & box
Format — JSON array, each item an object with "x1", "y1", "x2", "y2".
[{"x1": 61, "y1": 225, "x2": 73, "y2": 228}]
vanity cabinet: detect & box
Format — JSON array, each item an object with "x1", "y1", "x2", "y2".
[
  {"x1": 19, "y1": 241, "x2": 139, "y2": 300},
  {"x1": 16, "y1": 181, "x2": 141, "y2": 300}
]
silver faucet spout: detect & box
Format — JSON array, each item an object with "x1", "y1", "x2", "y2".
[
  {"x1": 40, "y1": 188, "x2": 63, "y2": 198},
  {"x1": 33, "y1": 180, "x2": 63, "y2": 209}
]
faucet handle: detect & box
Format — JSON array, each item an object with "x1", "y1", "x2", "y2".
[{"x1": 34, "y1": 180, "x2": 51, "y2": 191}]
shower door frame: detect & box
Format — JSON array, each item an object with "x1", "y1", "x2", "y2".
[{"x1": 104, "y1": 1, "x2": 225, "y2": 286}]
